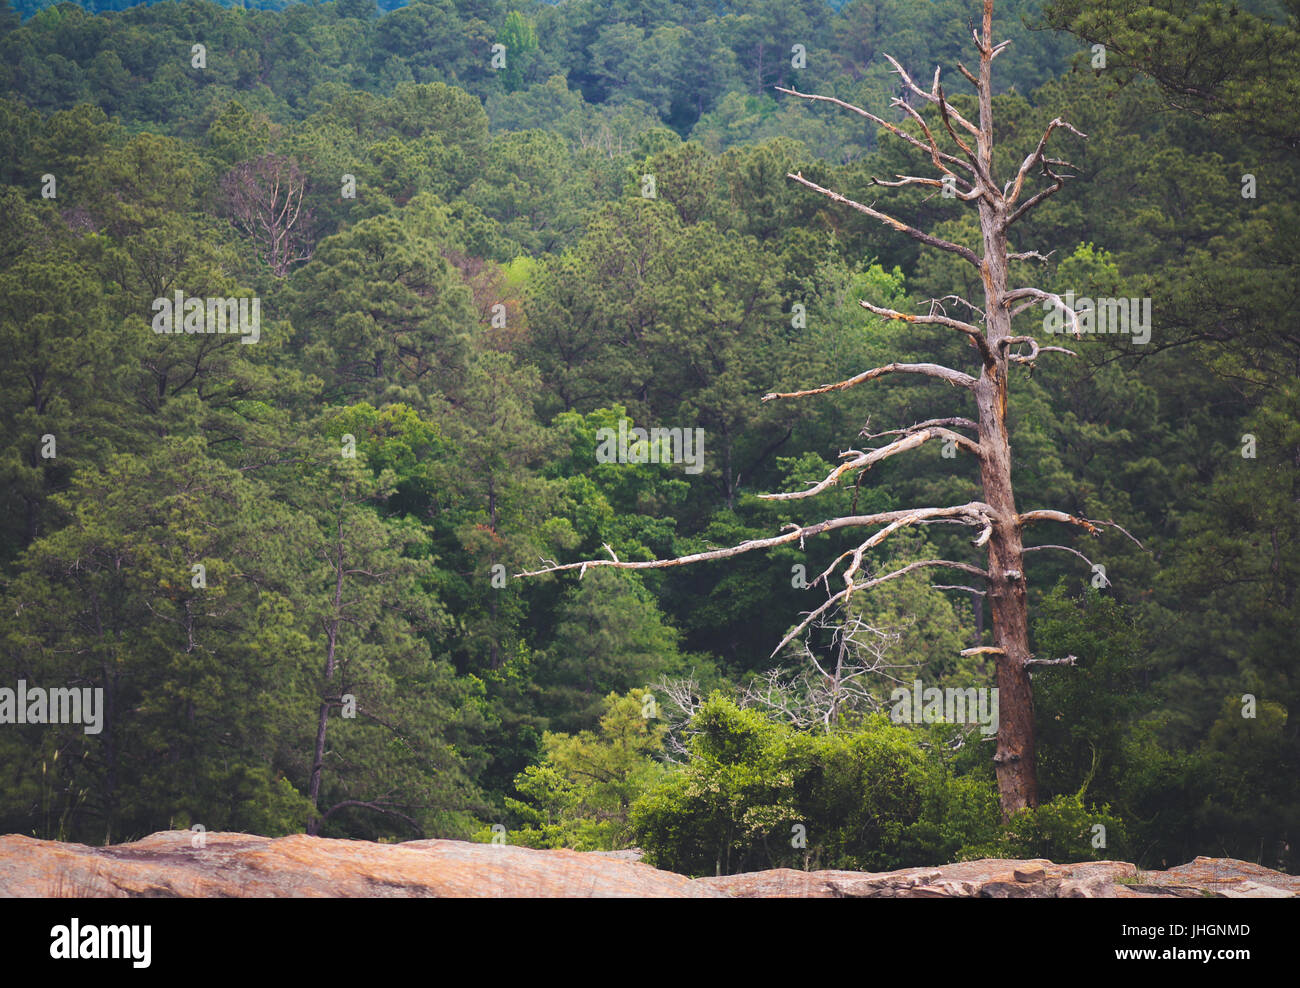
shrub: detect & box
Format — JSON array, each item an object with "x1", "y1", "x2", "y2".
[{"x1": 631, "y1": 695, "x2": 1002, "y2": 875}]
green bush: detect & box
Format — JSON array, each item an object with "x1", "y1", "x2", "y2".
[
  {"x1": 630, "y1": 695, "x2": 1003, "y2": 876},
  {"x1": 957, "y1": 793, "x2": 1127, "y2": 863},
  {"x1": 481, "y1": 689, "x2": 670, "y2": 851}
]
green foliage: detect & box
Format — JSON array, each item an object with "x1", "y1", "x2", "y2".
[
  {"x1": 535, "y1": 569, "x2": 684, "y2": 733},
  {"x1": 497, "y1": 10, "x2": 538, "y2": 94},
  {"x1": 492, "y1": 688, "x2": 670, "y2": 850},
  {"x1": 1031, "y1": 584, "x2": 1149, "y2": 802},
  {"x1": 958, "y1": 794, "x2": 1128, "y2": 863},
  {"x1": 630, "y1": 697, "x2": 1001, "y2": 875}
]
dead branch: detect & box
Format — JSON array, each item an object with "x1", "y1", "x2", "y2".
[
  {"x1": 1090, "y1": 519, "x2": 1146, "y2": 550},
  {"x1": 932, "y1": 584, "x2": 986, "y2": 595},
  {"x1": 1006, "y1": 168, "x2": 1072, "y2": 227},
  {"x1": 649, "y1": 675, "x2": 704, "y2": 762},
  {"x1": 776, "y1": 87, "x2": 978, "y2": 177},
  {"x1": 871, "y1": 173, "x2": 943, "y2": 189},
  {"x1": 746, "y1": 617, "x2": 912, "y2": 731},
  {"x1": 935, "y1": 82, "x2": 998, "y2": 200},
  {"x1": 862, "y1": 416, "x2": 979, "y2": 440},
  {"x1": 1008, "y1": 249, "x2": 1055, "y2": 263},
  {"x1": 882, "y1": 55, "x2": 980, "y2": 137},
  {"x1": 1004, "y1": 117, "x2": 1087, "y2": 207},
  {"x1": 1017, "y1": 509, "x2": 1101, "y2": 535},
  {"x1": 763, "y1": 361, "x2": 977, "y2": 403},
  {"x1": 763, "y1": 428, "x2": 982, "y2": 503},
  {"x1": 859, "y1": 300, "x2": 996, "y2": 367},
  {"x1": 889, "y1": 96, "x2": 983, "y2": 193},
  {"x1": 1018, "y1": 511, "x2": 1147, "y2": 551},
  {"x1": 1025, "y1": 654, "x2": 1077, "y2": 667},
  {"x1": 776, "y1": 554, "x2": 990, "y2": 657},
  {"x1": 1021, "y1": 543, "x2": 1098, "y2": 570},
  {"x1": 1005, "y1": 139, "x2": 1084, "y2": 228},
  {"x1": 517, "y1": 502, "x2": 995, "y2": 578},
  {"x1": 1000, "y1": 335, "x2": 1078, "y2": 364},
  {"x1": 787, "y1": 172, "x2": 983, "y2": 269},
  {"x1": 872, "y1": 169, "x2": 985, "y2": 204},
  {"x1": 1004, "y1": 287, "x2": 1085, "y2": 339},
  {"x1": 931, "y1": 294, "x2": 987, "y2": 319}
]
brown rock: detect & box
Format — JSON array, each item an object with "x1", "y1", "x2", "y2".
[
  {"x1": 1059, "y1": 876, "x2": 1118, "y2": 898},
  {"x1": 0, "y1": 831, "x2": 721, "y2": 898},
  {"x1": 1063, "y1": 861, "x2": 1138, "y2": 884},
  {"x1": 1140, "y1": 857, "x2": 1298, "y2": 897},
  {"x1": 829, "y1": 869, "x2": 943, "y2": 897},
  {"x1": 981, "y1": 879, "x2": 1064, "y2": 898},
  {"x1": 0, "y1": 833, "x2": 1291, "y2": 898},
  {"x1": 695, "y1": 868, "x2": 864, "y2": 898}
]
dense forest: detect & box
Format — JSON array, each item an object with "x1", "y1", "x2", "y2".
[{"x1": 0, "y1": 0, "x2": 1295, "y2": 877}]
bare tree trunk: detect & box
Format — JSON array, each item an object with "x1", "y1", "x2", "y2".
[
  {"x1": 974, "y1": 314, "x2": 1037, "y2": 811},
  {"x1": 974, "y1": 99, "x2": 1037, "y2": 809}
]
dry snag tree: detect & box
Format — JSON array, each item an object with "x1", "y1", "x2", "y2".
[
  {"x1": 521, "y1": 0, "x2": 1137, "y2": 819},
  {"x1": 221, "y1": 153, "x2": 314, "y2": 278}
]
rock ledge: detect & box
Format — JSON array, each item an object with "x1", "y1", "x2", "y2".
[{"x1": 0, "y1": 832, "x2": 1293, "y2": 898}]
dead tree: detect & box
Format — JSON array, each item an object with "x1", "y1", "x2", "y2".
[
  {"x1": 220, "y1": 153, "x2": 314, "y2": 278},
  {"x1": 520, "y1": 1, "x2": 1138, "y2": 819},
  {"x1": 741, "y1": 615, "x2": 910, "y2": 733}
]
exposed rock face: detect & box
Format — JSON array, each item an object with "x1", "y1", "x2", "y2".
[
  {"x1": 1119, "y1": 857, "x2": 1300, "y2": 899},
  {"x1": 698, "y1": 858, "x2": 1137, "y2": 898},
  {"x1": 0, "y1": 832, "x2": 719, "y2": 898},
  {"x1": 0, "y1": 831, "x2": 1293, "y2": 898}
]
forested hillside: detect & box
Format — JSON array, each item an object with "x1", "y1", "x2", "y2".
[{"x1": 0, "y1": 0, "x2": 1295, "y2": 875}]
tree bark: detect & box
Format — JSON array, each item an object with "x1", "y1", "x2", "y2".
[
  {"x1": 971, "y1": 0, "x2": 1037, "y2": 816},
  {"x1": 974, "y1": 343, "x2": 1038, "y2": 814}
]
